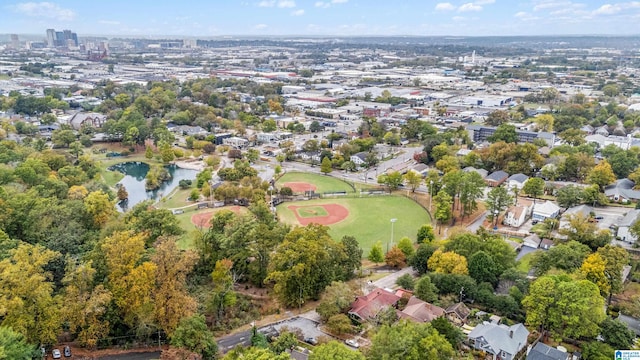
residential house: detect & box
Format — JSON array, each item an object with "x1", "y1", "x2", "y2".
[
  {"x1": 409, "y1": 163, "x2": 429, "y2": 177},
  {"x1": 507, "y1": 173, "x2": 529, "y2": 190},
  {"x1": 605, "y1": 179, "x2": 640, "y2": 203},
  {"x1": 485, "y1": 171, "x2": 509, "y2": 187},
  {"x1": 523, "y1": 234, "x2": 542, "y2": 249},
  {"x1": 463, "y1": 166, "x2": 488, "y2": 179},
  {"x1": 594, "y1": 126, "x2": 609, "y2": 136},
  {"x1": 467, "y1": 322, "x2": 529, "y2": 360},
  {"x1": 503, "y1": 205, "x2": 528, "y2": 228},
  {"x1": 398, "y1": 296, "x2": 445, "y2": 323},
  {"x1": 540, "y1": 239, "x2": 554, "y2": 250},
  {"x1": 68, "y1": 112, "x2": 107, "y2": 130},
  {"x1": 222, "y1": 136, "x2": 249, "y2": 149},
  {"x1": 350, "y1": 152, "x2": 368, "y2": 166},
  {"x1": 616, "y1": 209, "x2": 640, "y2": 244},
  {"x1": 348, "y1": 288, "x2": 400, "y2": 323},
  {"x1": 559, "y1": 204, "x2": 593, "y2": 229},
  {"x1": 287, "y1": 348, "x2": 310, "y2": 360},
  {"x1": 532, "y1": 201, "x2": 560, "y2": 221},
  {"x1": 580, "y1": 125, "x2": 594, "y2": 135},
  {"x1": 527, "y1": 342, "x2": 570, "y2": 360},
  {"x1": 445, "y1": 302, "x2": 471, "y2": 326},
  {"x1": 298, "y1": 151, "x2": 322, "y2": 163}
]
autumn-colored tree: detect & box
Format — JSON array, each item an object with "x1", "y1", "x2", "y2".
[
  {"x1": 403, "y1": 170, "x2": 422, "y2": 193},
  {"x1": 587, "y1": 160, "x2": 617, "y2": 191},
  {"x1": 385, "y1": 246, "x2": 406, "y2": 268},
  {"x1": 579, "y1": 253, "x2": 610, "y2": 297},
  {"x1": 84, "y1": 191, "x2": 116, "y2": 227},
  {"x1": 152, "y1": 239, "x2": 198, "y2": 336},
  {"x1": 117, "y1": 185, "x2": 129, "y2": 201},
  {"x1": 209, "y1": 259, "x2": 237, "y2": 324},
  {"x1": 67, "y1": 185, "x2": 88, "y2": 200},
  {"x1": 62, "y1": 261, "x2": 112, "y2": 348},
  {"x1": 427, "y1": 250, "x2": 468, "y2": 275},
  {"x1": 534, "y1": 114, "x2": 554, "y2": 132},
  {"x1": 0, "y1": 244, "x2": 61, "y2": 345}
]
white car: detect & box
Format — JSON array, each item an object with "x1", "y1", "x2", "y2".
[
  {"x1": 345, "y1": 339, "x2": 360, "y2": 348},
  {"x1": 52, "y1": 349, "x2": 62, "y2": 359}
]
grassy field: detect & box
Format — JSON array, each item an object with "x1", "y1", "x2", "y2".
[
  {"x1": 277, "y1": 196, "x2": 430, "y2": 256},
  {"x1": 156, "y1": 187, "x2": 194, "y2": 209},
  {"x1": 277, "y1": 172, "x2": 356, "y2": 193},
  {"x1": 297, "y1": 206, "x2": 328, "y2": 218},
  {"x1": 516, "y1": 251, "x2": 538, "y2": 273}
]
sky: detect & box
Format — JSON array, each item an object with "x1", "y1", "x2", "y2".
[{"x1": 1, "y1": 0, "x2": 640, "y2": 37}]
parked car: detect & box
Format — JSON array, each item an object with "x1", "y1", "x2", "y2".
[
  {"x1": 531, "y1": 220, "x2": 539, "y2": 225},
  {"x1": 63, "y1": 346, "x2": 71, "y2": 357},
  {"x1": 595, "y1": 215, "x2": 604, "y2": 220},
  {"x1": 52, "y1": 349, "x2": 61, "y2": 359},
  {"x1": 304, "y1": 337, "x2": 318, "y2": 345},
  {"x1": 345, "y1": 339, "x2": 360, "y2": 348}
]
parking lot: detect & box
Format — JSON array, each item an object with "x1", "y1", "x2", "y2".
[
  {"x1": 593, "y1": 206, "x2": 630, "y2": 233},
  {"x1": 270, "y1": 317, "x2": 327, "y2": 341}
]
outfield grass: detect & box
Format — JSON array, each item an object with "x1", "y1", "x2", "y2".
[
  {"x1": 277, "y1": 172, "x2": 355, "y2": 193},
  {"x1": 277, "y1": 196, "x2": 430, "y2": 256}
]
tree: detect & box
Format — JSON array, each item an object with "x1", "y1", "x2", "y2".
[
  {"x1": 409, "y1": 243, "x2": 437, "y2": 275},
  {"x1": 560, "y1": 213, "x2": 611, "y2": 250},
  {"x1": 600, "y1": 317, "x2": 635, "y2": 349},
  {"x1": 556, "y1": 185, "x2": 584, "y2": 208},
  {"x1": 582, "y1": 342, "x2": 614, "y2": 360},
  {"x1": 153, "y1": 239, "x2": 197, "y2": 336},
  {"x1": 209, "y1": 259, "x2": 237, "y2": 324},
  {"x1": 579, "y1": 253, "x2": 610, "y2": 297},
  {"x1": 309, "y1": 341, "x2": 365, "y2": 360},
  {"x1": 84, "y1": 190, "x2": 115, "y2": 227},
  {"x1": 444, "y1": 231, "x2": 516, "y2": 275},
  {"x1": 309, "y1": 120, "x2": 322, "y2": 133},
  {"x1": 385, "y1": 246, "x2": 406, "y2": 268},
  {"x1": 367, "y1": 320, "x2": 454, "y2": 360},
  {"x1": 414, "y1": 275, "x2": 438, "y2": 303},
  {"x1": 487, "y1": 124, "x2": 518, "y2": 143},
  {"x1": 416, "y1": 225, "x2": 435, "y2": 243},
  {"x1": 326, "y1": 314, "x2": 353, "y2": 335},
  {"x1": 403, "y1": 170, "x2": 422, "y2": 193},
  {"x1": 522, "y1": 276, "x2": 605, "y2": 340},
  {"x1": 597, "y1": 245, "x2": 629, "y2": 302},
  {"x1": 51, "y1": 129, "x2": 76, "y2": 147},
  {"x1": 340, "y1": 235, "x2": 362, "y2": 278},
  {"x1": 396, "y1": 237, "x2": 415, "y2": 258},
  {"x1": 433, "y1": 190, "x2": 453, "y2": 234},
  {"x1": 368, "y1": 242, "x2": 384, "y2": 264},
  {"x1": 522, "y1": 177, "x2": 545, "y2": 204},
  {"x1": 171, "y1": 315, "x2": 218, "y2": 359},
  {"x1": 485, "y1": 110, "x2": 510, "y2": 126},
  {"x1": 320, "y1": 156, "x2": 332, "y2": 175},
  {"x1": 534, "y1": 114, "x2": 554, "y2": 132},
  {"x1": 587, "y1": 160, "x2": 617, "y2": 191},
  {"x1": 486, "y1": 186, "x2": 512, "y2": 224},
  {"x1": 0, "y1": 244, "x2": 61, "y2": 345},
  {"x1": 531, "y1": 240, "x2": 591, "y2": 276},
  {"x1": 160, "y1": 142, "x2": 175, "y2": 163},
  {"x1": 468, "y1": 251, "x2": 499, "y2": 286},
  {"x1": 316, "y1": 281, "x2": 354, "y2": 322},
  {"x1": 0, "y1": 326, "x2": 36, "y2": 360},
  {"x1": 396, "y1": 273, "x2": 415, "y2": 290},
  {"x1": 459, "y1": 171, "x2": 485, "y2": 218},
  {"x1": 69, "y1": 140, "x2": 83, "y2": 159},
  {"x1": 262, "y1": 119, "x2": 277, "y2": 132},
  {"x1": 427, "y1": 250, "x2": 468, "y2": 275},
  {"x1": 435, "y1": 155, "x2": 459, "y2": 174},
  {"x1": 430, "y1": 317, "x2": 464, "y2": 349},
  {"x1": 116, "y1": 185, "x2": 128, "y2": 201},
  {"x1": 377, "y1": 171, "x2": 403, "y2": 192},
  {"x1": 124, "y1": 201, "x2": 184, "y2": 244},
  {"x1": 266, "y1": 224, "x2": 349, "y2": 307}
]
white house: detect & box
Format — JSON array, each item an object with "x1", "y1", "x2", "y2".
[
  {"x1": 350, "y1": 152, "x2": 368, "y2": 166},
  {"x1": 532, "y1": 201, "x2": 561, "y2": 221},
  {"x1": 222, "y1": 136, "x2": 249, "y2": 149},
  {"x1": 507, "y1": 173, "x2": 529, "y2": 190},
  {"x1": 504, "y1": 205, "x2": 528, "y2": 228},
  {"x1": 617, "y1": 209, "x2": 640, "y2": 244}
]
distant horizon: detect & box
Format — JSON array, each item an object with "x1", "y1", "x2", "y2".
[{"x1": 2, "y1": 1, "x2": 640, "y2": 38}]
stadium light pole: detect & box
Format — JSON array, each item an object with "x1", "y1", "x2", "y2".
[{"x1": 389, "y1": 218, "x2": 397, "y2": 252}]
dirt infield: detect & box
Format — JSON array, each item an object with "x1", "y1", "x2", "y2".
[
  {"x1": 191, "y1": 206, "x2": 242, "y2": 228},
  {"x1": 287, "y1": 203, "x2": 349, "y2": 226},
  {"x1": 283, "y1": 181, "x2": 317, "y2": 193}
]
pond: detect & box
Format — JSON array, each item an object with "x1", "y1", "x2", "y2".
[{"x1": 108, "y1": 161, "x2": 199, "y2": 211}]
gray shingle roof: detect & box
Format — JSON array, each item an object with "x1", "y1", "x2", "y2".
[
  {"x1": 486, "y1": 170, "x2": 509, "y2": 182},
  {"x1": 527, "y1": 342, "x2": 569, "y2": 360},
  {"x1": 468, "y1": 322, "x2": 529, "y2": 356}
]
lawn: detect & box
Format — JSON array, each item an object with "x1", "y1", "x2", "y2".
[
  {"x1": 277, "y1": 196, "x2": 430, "y2": 256},
  {"x1": 277, "y1": 172, "x2": 355, "y2": 193},
  {"x1": 156, "y1": 187, "x2": 194, "y2": 209},
  {"x1": 516, "y1": 252, "x2": 537, "y2": 273}
]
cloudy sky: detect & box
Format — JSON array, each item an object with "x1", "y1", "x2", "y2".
[{"x1": 1, "y1": 0, "x2": 639, "y2": 37}]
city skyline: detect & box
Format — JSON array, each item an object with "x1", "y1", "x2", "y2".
[{"x1": 1, "y1": 0, "x2": 640, "y2": 38}]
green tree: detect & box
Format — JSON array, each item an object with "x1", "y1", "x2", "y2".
[
  {"x1": 316, "y1": 281, "x2": 354, "y2": 322},
  {"x1": 468, "y1": 250, "x2": 499, "y2": 286},
  {"x1": 522, "y1": 177, "x2": 545, "y2": 204},
  {"x1": 433, "y1": 190, "x2": 453, "y2": 234},
  {"x1": 69, "y1": 140, "x2": 83, "y2": 159},
  {"x1": 459, "y1": 171, "x2": 485, "y2": 218},
  {"x1": 309, "y1": 341, "x2": 365, "y2": 360},
  {"x1": 560, "y1": 213, "x2": 611, "y2": 250},
  {"x1": 377, "y1": 171, "x2": 403, "y2": 192},
  {"x1": 416, "y1": 224, "x2": 435, "y2": 243},
  {"x1": 320, "y1": 156, "x2": 332, "y2": 175},
  {"x1": 396, "y1": 273, "x2": 415, "y2": 290},
  {"x1": 485, "y1": 110, "x2": 510, "y2": 126},
  {"x1": 397, "y1": 237, "x2": 415, "y2": 257},
  {"x1": 269, "y1": 330, "x2": 299, "y2": 354},
  {"x1": 160, "y1": 142, "x2": 175, "y2": 163},
  {"x1": 414, "y1": 275, "x2": 438, "y2": 303},
  {"x1": 171, "y1": 315, "x2": 218, "y2": 359},
  {"x1": 582, "y1": 342, "x2": 614, "y2": 360},
  {"x1": 556, "y1": 185, "x2": 584, "y2": 208},
  {"x1": 409, "y1": 243, "x2": 437, "y2": 275},
  {"x1": 486, "y1": 186, "x2": 512, "y2": 225},
  {"x1": 326, "y1": 314, "x2": 353, "y2": 335},
  {"x1": 51, "y1": 129, "x2": 76, "y2": 147},
  {"x1": 0, "y1": 326, "x2": 36, "y2": 360},
  {"x1": 600, "y1": 317, "x2": 635, "y2": 349},
  {"x1": 368, "y1": 241, "x2": 384, "y2": 264},
  {"x1": 587, "y1": 160, "x2": 617, "y2": 191},
  {"x1": 488, "y1": 124, "x2": 518, "y2": 143},
  {"x1": 367, "y1": 320, "x2": 454, "y2": 360},
  {"x1": 403, "y1": 170, "x2": 422, "y2": 193},
  {"x1": 597, "y1": 245, "x2": 629, "y2": 302},
  {"x1": 430, "y1": 317, "x2": 464, "y2": 349}
]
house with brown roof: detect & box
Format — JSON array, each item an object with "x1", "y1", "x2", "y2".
[
  {"x1": 348, "y1": 288, "x2": 401, "y2": 322},
  {"x1": 446, "y1": 302, "x2": 471, "y2": 326},
  {"x1": 398, "y1": 296, "x2": 445, "y2": 323},
  {"x1": 68, "y1": 112, "x2": 107, "y2": 130}
]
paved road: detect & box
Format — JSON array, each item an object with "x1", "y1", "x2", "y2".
[
  {"x1": 218, "y1": 330, "x2": 252, "y2": 353},
  {"x1": 370, "y1": 267, "x2": 415, "y2": 292},
  {"x1": 97, "y1": 352, "x2": 161, "y2": 360},
  {"x1": 468, "y1": 211, "x2": 487, "y2": 232}
]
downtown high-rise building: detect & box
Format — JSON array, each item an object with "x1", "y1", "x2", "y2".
[{"x1": 45, "y1": 28, "x2": 78, "y2": 47}]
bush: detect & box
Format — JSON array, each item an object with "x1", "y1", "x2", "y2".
[
  {"x1": 179, "y1": 179, "x2": 192, "y2": 189},
  {"x1": 396, "y1": 273, "x2": 415, "y2": 290}
]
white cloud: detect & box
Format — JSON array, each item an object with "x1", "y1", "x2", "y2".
[
  {"x1": 315, "y1": 1, "x2": 330, "y2": 7},
  {"x1": 593, "y1": 2, "x2": 640, "y2": 15},
  {"x1": 514, "y1": 11, "x2": 528, "y2": 18},
  {"x1": 435, "y1": 2, "x2": 456, "y2": 11},
  {"x1": 12, "y1": 2, "x2": 75, "y2": 21},
  {"x1": 99, "y1": 20, "x2": 120, "y2": 25},
  {"x1": 258, "y1": 0, "x2": 275, "y2": 7},
  {"x1": 475, "y1": 0, "x2": 495, "y2": 4},
  {"x1": 254, "y1": 24, "x2": 268, "y2": 29},
  {"x1": 458, "y1": 3, "x2": 482, "y2": 12},
  {"x1": 291, "y1": 9, "x2": 305, "y2": 15},
  {"x1": 332, "y1": 0, "x2": 348, "y2": 3},
  {"x1": 277, "y1": 0, "x2": 296, "y2": 8},
  {"x1": 533, "y1": 1, "x2": 571, "y2": 11},
  {"x1": 452, "y1": 16, "x2": 466, "y2": 21}
]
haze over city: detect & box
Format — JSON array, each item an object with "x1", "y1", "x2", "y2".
[{"x1": 2, "y1": 0, "x2": 640, "y2": 37}]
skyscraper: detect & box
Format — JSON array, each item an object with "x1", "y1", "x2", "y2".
[
  {"x1": 45, "y1": 28, "x2": 79, "y2": 48},
  {"x1": 10, "y1": 34, "x2": 19, "y2": 49},
  {"x1": 46, "y1": 29, "x2": 55, "y2": 47}
]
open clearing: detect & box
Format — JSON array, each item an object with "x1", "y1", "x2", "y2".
[{"x1": 277, "y1": 196, "x2": 430, "y2": 255}]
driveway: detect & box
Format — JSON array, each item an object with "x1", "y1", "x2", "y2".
[{"x1": 371, "y1": 267, "x2": 414, "y2": 290}]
